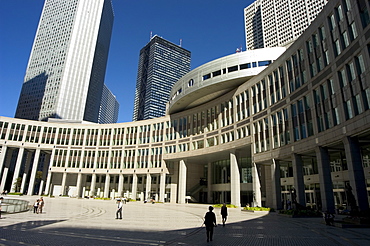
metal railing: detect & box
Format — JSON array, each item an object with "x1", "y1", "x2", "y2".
[{"x1": 1, "y1": 198, "x2": 29, "y2": 213}]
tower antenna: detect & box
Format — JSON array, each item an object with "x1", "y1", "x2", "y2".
[
  {"x1": 150, "y1": 31, "x2": 153, "y2": 40},
  {"x1": 180, "y1": 39, "x2": 182, "y2": 47}
]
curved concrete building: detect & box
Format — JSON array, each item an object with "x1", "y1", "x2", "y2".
[{"x1": 1, "y1": 0, "x2": 369, "y2": 213}]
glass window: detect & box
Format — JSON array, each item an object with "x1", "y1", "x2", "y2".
[
  {"x1": 339, "y1": 68, "x2": 348, "y2": 86},
  {"x1": 336, "y1": 5, "x2": 344, "y2": 21},
  {"x1": 342, "y1": 31, "x2": 349, "y2": 48},
  {"x1": 346, "y1": 100, "x2": 353, "y2": 119},
  {"x1": 355, "y1": 54, "x2": 365, "y2": 74},
  {"x1": 329, "y1": 14, "x2": 336, "y2": 30},
  {"x1": 347, "y1": 62, "x2": 356, "y2": 81},
  {"x1": 350, "y1": 22, "x2": 358, "y2": 40},
  {"x1": 334, "y1": 39, "x2": 341, "y2": 56}
]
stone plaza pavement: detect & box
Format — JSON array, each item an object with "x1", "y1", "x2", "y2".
[{"x1": 1, "y1": 196, "x2": 370, "y2": 246}]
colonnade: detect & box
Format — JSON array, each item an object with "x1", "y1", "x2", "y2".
[
  {"x1": 0, "y1": 146, "x2": 50, "y2": 196},
  {"x1": 44, "y1": 171, "x2": 168, "y2": 202},
  {"x1": 264, "y1": 136, "x2": 369, "y2": 213}
]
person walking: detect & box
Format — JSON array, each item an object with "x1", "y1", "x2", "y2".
[
  {"x1": 204, "y1": 206, "x2": 217, "y2": 242},
  {"x1": 221, "y1": 203, "x2": 228, "y2": 226},
  {"x1": 116, "y1": 199, "x2": 123, "y2": 219}
]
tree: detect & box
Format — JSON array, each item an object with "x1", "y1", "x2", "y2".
[{"x1": 13, "y1": 177, "x2": 22, "y2": 192}]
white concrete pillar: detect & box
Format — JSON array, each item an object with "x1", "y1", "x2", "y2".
[
  {"x1": 20, "y1": 151, "x2": 33, "y2": 194},
  {"x1": 0, "y1": 167, "x2": 9, "y2": 192},
  {"x1": 159, "y1": 172, "x2": 166, "y2": 202},
  {"x1": 10, "y1": 147, "x2": 25, "y2": 193},
  {"x1": 76, "y1": 172, "x2": 82, "y2": 198},
  {"x1": 0, "y1": 145, "x2": 8, "y2": 178},
  {"x1": 343, "y1": 137, "x2": 369, "y2": 211},
  {"x1": 271, "y1": 159, "x2": 282, "y2": 209},
  {"x1": 252, "y1": 162, "x2": 262, "y2": 207},
  {"x1": 170, "y1": 184, "x2": 177, "y2": 203},
  {"x1": 104, "y1": 173, "x2": 110, "y2": 198},
  {"x1": 61, "y1": 172, "x2": 67, "y2": 196},
  {"x1": 44, "y1": 171, "x2": 52, "y2": 196},
  {"x1": 207, "y1": 162, "x2": 212, "y2": 203},
  {"x1": 292, "y1": 153, "x2": 306, "y2": 206},
  {"x1": 131, "y1": 174, "x2": 137, "y2": 200},
  {"x1": 316, "y1": 146, "x2": 335, "y2": 213},
  {"x1": 39, "y1": 154, "x2": 50, "y2": 196},
  {"x1": 27, "y1": 148, "x2": 41, "y2": 195},
  {"x1": 230, "y1": 152, "x2": 241, "y2": 207},
  {"x1": 146, "y1": 173, "x2": 151, "y2": 200},
  {"x1": 178, "y1": 160, "x2": 187, "y2": 204},
  {"x1": 90, "y1": 173, "x2": 96, "y2": 197},
  {"x1": 117, "y1": 174, "x2": 123, "y2": 197}
]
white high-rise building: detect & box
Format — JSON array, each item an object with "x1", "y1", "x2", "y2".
[
  {"x1": 98, "y1": 84, "x2": 119, "y2": 124},
  {"x1": 15, "y1": 0, "x2": 114, "y2": 123},
  {"x1": 244, "y1": 0, "x2": 328, "y2": 50}
]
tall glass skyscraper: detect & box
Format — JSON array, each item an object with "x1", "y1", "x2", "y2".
[
  {"x1": 133, "y1": 35, "x2": 191, "y2": 121},
  {"x1": 98, "y1": 84, "x2": 119, "y2": 124},
  {"x1": 15, "y1": 0, "x2": 114, "y2": 123},
  {"x1": 244, "y1": 0, "x2": 328, "y2": 50}
]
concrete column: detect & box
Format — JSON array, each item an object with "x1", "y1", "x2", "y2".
[
  {"x1": 39, "y1": 153, "x2": 51, "y2": 196},
  {"x1": 27, "y1": 148, "x2": 41, "y2": 195},
  {"x1": 90, "y1": 173, "x2": 96, "y2": 197},
  {"x1": 10, "y1": 147, "x2": 25, "y2": 192},
  {"x1": 0, "y1": 148, "x2": 14, "y2": 191},
  {"x1": 0, "y1": 145, "x2": 8, "y2": 178},
  {"x1": 271, "y1": 159, "x2": 282, "y2": 210},
  {"x1": 252, "y1": 162, "x2": 262, "y2": 207},
  {"x1": 76, "y1": 172, "x2": 82, "y2": 198},
  {"x1": 230, "y1": 152, "x2": 241, "y2": 207},
  {"x1": 178, "y1": 160, "x2": 187, "y2": 204},
  {"x1": 61, "y1": 172, "x2": 67, "y2": 196},
  {"x1": 292, "y1": 153, "x2": 306, "y2": 206},
  {"x1": 44, "y1": 171, "x2": 52, "y2": 196},
  {"x1": 207, "y1": 162, "x2": 212, "y2": 203},
  {"x1": 131, "y1": 173, "x2": 137, "y2": 200},
  {"x1": 117, "y1": 173, "x2": 123, "y2": 197},
  {"x1": 44, "y1": 149, "x2": 56, "y2": 196},
  {"x1": 20, "y1": 151, "x2": 33, "y2": 194},
  {"x1": 0, "y1": 167, "x2": 9, "y2": 192},
  {"x1": 104, "y1": 173, "x2": 110, "y2": 198},
  {"x1": 159, "y1": 172, "x2": 166, "y2": 202},
  {"x1": 316, "y1": 146, "x2": 335, "y2": 213},
  {"x1": 343, "y1": 137, "x2": 369, "y2": 211},
  {"x1": 145, "y1": 173, "x2": 151, "y2": 200},
  {"x1": 170, "y1": 184, "x2": 177, "y2": 204}
]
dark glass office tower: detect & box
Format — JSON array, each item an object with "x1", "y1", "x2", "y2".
[{"x1": 133, "y1": 35, "x2": 191, "y2": 121}]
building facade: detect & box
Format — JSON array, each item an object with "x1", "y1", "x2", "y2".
[
  {"x1": 98, "y1": 84, "x2": 119, "y2": 124},
  {"x1": 15, "y1": 0, "x2": 114, "y2": 123},
  {"x1": 1, "y1": 0, "x2": 370, "y2": 213},
  {"x1": 132, "y1": 35, "x2": 191, "y2": 121},
  {"x1": 244, "y1": 0, "x2": 328, "y2": 50}
]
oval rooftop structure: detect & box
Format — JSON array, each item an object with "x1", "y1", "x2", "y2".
[{"x1": 168, "y1": 47, "x2": 286, "y2": 114}]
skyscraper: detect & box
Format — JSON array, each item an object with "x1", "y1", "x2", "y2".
[
  {"x1": 98, "y1": 84, "x2": 119, "y2": 124},
  {"x1": 133, "y1": 35, "x2": 191, "y2": 121},
  {"x1": 244, "y1": 0, "x2": 328, "y2": 50},
  {"x1": 15, "y1": 0, "x2": 114, "y2": 123}
]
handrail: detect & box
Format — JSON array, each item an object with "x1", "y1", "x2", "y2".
[{"x1": 1, "y1": 198, "x2": 30, "y2": 213}]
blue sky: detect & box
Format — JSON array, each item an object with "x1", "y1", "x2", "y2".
[{"x1": 0, "y1": 0, "x2": 253, "y2": 123}]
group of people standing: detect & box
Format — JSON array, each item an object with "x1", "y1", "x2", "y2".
[
  {"x1": 33, "y1": 197, "x2": 45, "y2": 214},
  {"x1": 113, "y1": 199, "x2": 229, "y2": 243},
  {"x1": 204, "y1": 203, "x2": 228, "y2": 242}
]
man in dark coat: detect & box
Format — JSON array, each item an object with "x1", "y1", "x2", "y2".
[
  {"x1": 204, "y1": 206, "x2": 217, "y2": 242},
  {"x1": 221, "y1": 203, "x2": 228, "y2": 226}
]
